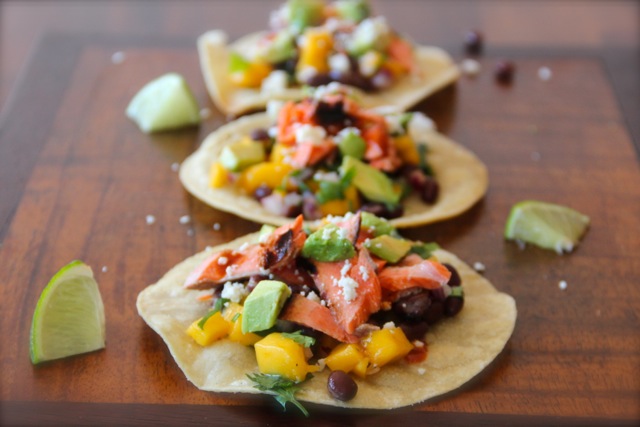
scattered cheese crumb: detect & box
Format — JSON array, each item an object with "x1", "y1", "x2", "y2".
[
  {"x1": 261, "y1": 70, "x2": 289, "y2": 94},
  {"x1": 179, "y1": 215, "x2": 191, "y2": 225},
  {"x1": 237, "y1": 242, "x2": 249, "y2": 253},
  {"x1": 306, "y1": 291, "x2": 321, "y2": 303},
  {"x1": 221, "y1": 282, "x2": 249, "y2": 303},
  {"x1": 111, "y1": 51, "x2": 125, "y2": 64},
  {"x1": 186, "y1": 228, "x2": 195, "y2": 237},
  {"x1": 382, "y1": 321, "x2": 396, "y2": 330},
  {"x1": 225, "y1": 265, "x2": 237, "y2": 276},
  {"x1": 417, "y1": 368, "x2": 426, "y2": 375},
  {"x1": 559, "y1": 280, "x2": 568, "y2": 290},
  {"x1": 213, "y1": 222, "x2": 221, "y2": 231},
  {"x1": 145, "y1": 215, "x2": 156, "y2": 225},
  {"x1": 538, "y1": 66, "x2": 552, "y2": 81},
  {"x1": 359, "y1": 265, "x2": 369, "y2": 281},
  {"x1": 199, "y1": 108, "x2": 212, "y2": 120},
  {"x1": 460, "y1": 58, "x2": 481, "y2": 76},
  {"x1": 473, "y1": 261, "x2": 486, "y2": 272},
  {"x1": 171, "y1": 162, "x2": 180, "y2": 172},
  {"x1": 101, "y1": 266, "x2": 108, "y2": 273},
  {"x1": 217, "y1": 257, "x2": 228, "y2": 266},
  {"x1": 413, "y1": 340, "x2": 425, "y2": 348},
  {"x1": 294, "y1": 124, "x2": 327, "y2": 145}
]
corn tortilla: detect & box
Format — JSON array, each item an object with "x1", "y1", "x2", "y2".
[
  {"x1": 179, "y1": 112, "x2": 488, "y2": 228},
  {"x1": 137, "y1": 232, "x2": 516, "y2": 409},
  {"x1": 198, "y1": 30, "x2": 460, "y2": 116}
]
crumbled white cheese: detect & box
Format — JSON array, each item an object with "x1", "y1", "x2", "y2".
[
  {"x1": 336, "y1": 227, "x2": 347, "y2": 240},
  {"x1": 213, "y1": 222, "x2": 221, "y2": 231},
  {"x1": 384, "y1": 113, "x2": 405, "y2": 135},
  {"x1": 261, "y1": 70, "x2": 289, "y2": 94},
  {"x1": 413, "y1": 340, "x2": 425, "y2": 348},
  {"x1": 145, "y1": 215, "x2": 156, "y2": 225},
  {"x1": 558, "y1": 280, "x2": 568, "y2": 290},
  {"x1": 538, "y1": 66, "x2": 552, "y2": 81},
  {"x1": 473, "y1": 261, "x2": 486, "y2": 272},
  {"x1": 555, "y1": 241, "x2": 574, "y2": 254},
  {"x1": 338, "y1": 276, "x2": 359, "y2": 301},
  {"x1": 328, "y1": 53, "x2": 351, "y2": 73},
  {"x1": 350, "y1": 16, "x2": 391, "y2": 52},
  {"x1": 460, "y1": 58, "x2": 481, "y2": 76},
  {"x1": 359, "y1": 265, "x2": 369, "y2": 281},
  {"x1": 237, "y1": 242, "x2": 249, "y2": 253},
  {"x1": 225, "y1": 265, "x2": 237, "y2": 276},
  {"x1": 199, "y1": 108, "x2": 212, "y2": 120},
  {"x1": 217, "y1": 256, "x2": 228, "y2": 266},
  {"x1": 321, "y1": 299, "x2": 327, "y2": 307},
  {"x1": 313, "y1": 82, "x2": 350, "y2": 100},
  {"x1": 267, "y1": 100, "x2": 286, "y2": 121},
  {"x1": 313, "y1": 171, "x2": 340, "y2": 182},
  {"x1": 296, "y1": 66, "x2": 318, "y2": 83},
  {"x1": 101, "y1": 266, "x2": 108, "y2": 273},
  {"x1": 417, "y1": 368, "x2": 426, "y2": 375},
  {"x1": 340, "y1": 260, "x2": 352, "y2": 277},
  {"x1": 358, "y1": 51, "x2": 382, "y2": 77},
  {"x1": 295, "y1": 124, "x2": 327, "y2": 145},
  {"x1": 221, "y1": 282, "x2": 249, "y2": 303},
  {"x1": 334, "y1": 127, "x2": 361, "y2": 144},
  {"x1": 171, "y1": 162, "x2": 180, "y2": 172},
  {"x1": 382, "y1": 321, "x2": 396, "y2": 330},
  {"x1": 306, "y1": 291, "x2": 321, "y2": 303},
  {"x1": 321, "y1": 226, "x2": 334, "y2": 241},
  {"x1": 179, "y1": 215, "x2": 191, "y2": 225},
  {"x1": 408, "y1": 112, "x2": 436, "y2": 141}
]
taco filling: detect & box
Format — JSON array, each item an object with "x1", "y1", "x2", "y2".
[
  {"x1": 198, "y1": 0, "x2": 460, "y2": 115},
  {"x1": 137, "y1": 213, "x2": 517, "y2": 413}
]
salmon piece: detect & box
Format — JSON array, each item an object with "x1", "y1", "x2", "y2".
[
  {"x1": 333, "y1": 211, "x2": 361, "y2": 244},
  {"x1": 378, "y1": 259, "x2": 451, "y2": 292},
  {"x1": 387, "y1": 36, "x2": 415, "y2": 73},
  {"x1": 280, "y1": 294, "x2": 358, "y2": 343},
  {"x1": 312, "y1": 248, "x2": 381, "y2": 333},
  {"x1": 184, "y1": 216, "x2": 306, "y2": 289},
  {"x1": 277, "y1": 100, "x2": 317, "y2": 145},
  {"x1": 290, "y1": 141, "x2": 336, "y2": 168}
]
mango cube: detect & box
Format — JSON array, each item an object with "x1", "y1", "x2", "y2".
[
  {"x1": 393, "y1": 134, "x2": 420, "y2": 165},
  {"x1": 222, "y1": 303, "x2": 261, "y2": 346},
  {"x1": 186, "y1": 311, "x2": 231, "y2": 346},
  {"x1": 352, "y1": 356, "x2": 371, "y2": 378},
  {"x1": 319, "y1": 185, "x2": 360, "y2": 217},
  {"x1": 230, "y1": 62, "x2": 272, "y2": 88},
  {"x1": 325, "y1": 343, "x2": 367, "y2": 373},
  {"x1": 298, "y1": 29, "x2": 333, "y2": 73},
  {"x1": 254, "y1": 333, "x2": 318, "y2": 382},
  {"x1": 239, "y1": 161, "x2": 293, "y2": 194},
  {"x1": 209, "y1": 161, "x2": 228, "y2": 188},
  {"x1": 362, "y1": 327, "x2": 413, "y2": 368}
]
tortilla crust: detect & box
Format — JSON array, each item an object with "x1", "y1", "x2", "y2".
[
  {"x1": 179, "y1": 112, "x2": 488, "y2": 228},
  {"x1": 198, "y1": 30, "x2": 461, "y2": 116},
  {"x1": 137, "y1": 233, "x2": 516, "y2": 409}
]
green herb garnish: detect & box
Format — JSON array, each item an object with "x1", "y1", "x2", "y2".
[
  {"x1": 197, "y1": 297, "x2": 230, "y2": 329},
  {"x1": 410, "y1": 242, "x2": 440, "y2": 259},
  {"x1": 281, "y1": 331, "x2": 316, "y2": 348},
  {"x1": 315, "y1": 168, "x2": 355, "y2": 204},
  {"x1": 231, "y1": 312, "x2": 241, "y2": 323},
  {"x1": 247, "y1": 373, "x2": 310, "y2": 417},
  {"x1": 418, "y1": 144, "x2": 434, "y2": 176}
]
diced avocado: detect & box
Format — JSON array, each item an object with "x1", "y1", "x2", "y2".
[
  {"x1": 287, "y1": 0, "x2": 324, "y2": 34},
  {"x1": 258, "y1": 224, "x2": 276, "y2": 243},
  {"x1": 242, "y1": 280, "x2": 292, "y2": 334},
  {"x1": 365, "y1": 235, "x2": 412, "y2": 263},
  {"x1": 302, "y1": 224, "x2": 356, "y2": 262},
  {"x1": 334, "y1": 0, "x2": 370, "y2": 23},
  {"x1": 228, "y1": 52, "x2": 251, "y2": 73},
  {"x1": 360, "y1": 212, "x2": 395, "y2": 237},
  {"x1": 264, "y1": 30, "x2": 297, "y2": 64},
  {"x1": 126, "y1": 73, "x2": 200, "y2": 133},
  {"x1": 347, "y1": 16, "x2": 392, "y2": 56},
  {"x1": 338, "y1": 131, "x2": 366, "y2": 160},
  {"x1": 410, "y1": 241, "x2": 440, "y2": 259},
  {"x1": 219, "y1": 139, "x2": 265, "y2": 172},
  {"x1": 341, "y1": 156, "x2": 401, "y2": 205}
]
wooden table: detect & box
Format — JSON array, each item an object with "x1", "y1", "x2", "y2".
[{"x1": 1, "y1": 1, "x2": 639, "y2": 425}]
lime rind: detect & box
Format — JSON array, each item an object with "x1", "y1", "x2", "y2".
[
  {"x1": 504, "y1": 200, "x2": 590, "y2": 254},
  {"x1": 126, "y1": 73, "x2": 201, "y2": 133},
  {"x1": 30, "y1": 260, "x2": 106, "y2": 364}
]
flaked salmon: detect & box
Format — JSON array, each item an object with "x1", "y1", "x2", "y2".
[{"x1": 378, "y1": 259, "x2": 451, "y2": 292}]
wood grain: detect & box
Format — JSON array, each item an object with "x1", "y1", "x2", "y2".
[{"x1": 1, "y1": 1, "x2": 639, "y2": 425}]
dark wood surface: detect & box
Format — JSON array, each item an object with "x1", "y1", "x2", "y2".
[{"x1": 1, "y1": 1, "x2": 639, "y2": 425}]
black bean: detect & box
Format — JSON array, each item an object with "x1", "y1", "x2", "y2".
[
  {"x1": 444, "y1": 296, "x2": 464, "y2": 317},
  {"x1": 305, "y1": 72, "x2": 333, "y2": 87},
  {"x1": 424, "y1": 300, "x2": 444, "y2": 324},
  {"x1": 328, "y1": 70, "x2": 373, "y2": 92},
  {"x1": 443, "y1": 263, "x2": 461, "y2": 287},
  {"x1": 359, "y1": 202, "x2": 404, "y2": 219},
  {"x1": 399, "y1": 321, "x2": 429, "y2": 341},
  {"x1": 274, "y1": 56, "x2": 298, "y2": 76},
  {"x1": 302, "y1": 192, "x2": 322, "y2": 220},
  {"x1": 420, "y1": 177, "x2": 439, "y2": 204},
  {"x1": 253, "y1": 185, "x2": 273, "y2": 201},
  {"x1": 495, "y1": 60, "x2": 515, "y2": 84},
  {"x1": 464, "y1": 30, "x2": 484, "y2": 56},
  {"x1": 315, "y1": 100, "x2": 347, "y2": 128},
  {"x1": 393, "y1": 288, "x2": 432, "y2": 321},
  {"x1": 327, "y1": 370, "x2": 358, "y2": 401},
  {"x1": 250, "y1": 128, "x2": 271, "y2": 143}
]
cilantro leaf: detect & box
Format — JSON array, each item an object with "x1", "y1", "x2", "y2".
[
  {"x1": 281, "y1": 331, "x2": 316, "y2": 348},
  {"x1": 247, "y1": 373, "x2": 310, "y2": 417},
  {"x1": 315, "y1": 168, "x2": 356, "y2": 204},
  {"x1": 197, "y1": 297, "x2": 230, "y2": 329}
]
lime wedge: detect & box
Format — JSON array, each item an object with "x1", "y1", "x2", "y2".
[
  {"x1": 126, "y1": 73, "x2": 201, "y2": 133},
  {"x1": 30, "y1": 260, "x2": 106, "y2": 364},
  {"x1": 505, "y1": 200, "x2": 590, "y2": 253}
]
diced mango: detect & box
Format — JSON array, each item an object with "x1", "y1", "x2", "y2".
[
  {"x1": 186, "y1": 312, "x2": 231, "y2": 346},
  {"x1": 319, "y1": 185, "x2": 360, "y2": 216},
  {"x1": 352, "y1": 356, "x2": 370, "y2": 378},
  {"x1": 230, "y1": 62, "x2": 272, "y2": 88},
  {"x1": 384, "y1": 58, "x2": 409, "y2": 77},
  {"x1": 297, "y1": 29, "x2": 333, "y2": 73},
  {"x1": 393, "y1": 134, "x2": 420, "y2": 165},
  {"x1": 238, "y1": 161, "x2": 294, "y2": 194},
  {"x1": 325, "y1": 343, "x2": 367, "y2": 374},
  {"x1": 362, "y1": 327, "x2": 413, "y2": 368},
  {"x1": 254, "y1": 333, "x2": 319, "y2": 382},
  {"x1": 269, "y1": 143, "x2": 294, "y2": 163},
  {"x1": 223, "y1": 303, "x2": 261, "y2": 346},
  {"x1": 209, "y1": 161, "x2": 228, "y2": 188}
]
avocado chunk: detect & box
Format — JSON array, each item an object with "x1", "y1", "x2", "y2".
[
  {"x1": 338, "y1": 130, "x2": 366, "y2": 160},
  {"x1": 219, "y1": 139, "x2": 265, "y2": 172},
  {"x1": 347, "y1": 16, "x2": 392, "y2": 56},
  {"x1": 264, "y1": 30, "x2": 297, "y2": 63},
  {"x1": 341, "y1": 155, "x2": 401, "y2": 205},
  {"x1": 302, "y1": 224, "x2": 356, "y2": 262},
  {"x1": 334, "y1": 0, "x2": 370, "y2": 23},
  {"x1": 360, "y1": 212, "x2": 395, "y2": 237},
  {"x1": 287, "y1": 0, "x2": 324, "y2": 34},
  {"x1": 365, "y1": 235, "x2": 412, "y2": 263},
  {"x1": 242, "y1": 280, "x2": 292, "y2": 333},
  {"x1": 410, "y1": 241, "x2": 440, "y2": 259}
]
